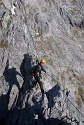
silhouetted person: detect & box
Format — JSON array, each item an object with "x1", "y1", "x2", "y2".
[{"x1": 3, "y1": 60, "x2": 22, "y2": 93}]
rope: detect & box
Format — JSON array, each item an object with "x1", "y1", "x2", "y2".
[
  {"x1": 16, "y1": 1, "x2": 84, "y2": 122},
  {"x1": 47, "y1": 73, "x2": 84, "y2": 120}
]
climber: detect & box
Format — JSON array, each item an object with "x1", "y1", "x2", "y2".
[{"x1": 32, "y1": 58, "x2": 48, "y2": 93}]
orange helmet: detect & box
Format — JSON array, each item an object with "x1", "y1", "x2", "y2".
[{"x1": 40, "y1": 58, "x2": 46, "y2": 64}]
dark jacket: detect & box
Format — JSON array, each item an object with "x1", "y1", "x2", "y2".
[{"x1": 34, "y1": 63, "x2": 46, "y2": 77}]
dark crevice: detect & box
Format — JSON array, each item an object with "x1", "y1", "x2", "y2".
[{"x1": 67, "y1": 15, "x2": 74, "y2": 27}]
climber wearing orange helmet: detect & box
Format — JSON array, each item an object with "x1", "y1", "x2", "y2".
[{"x1": 33, "y1": 58, "x2": 47, "y2": 93}]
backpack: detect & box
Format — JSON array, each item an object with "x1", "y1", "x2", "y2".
[{"x1": 31, "y1": 59, "x2": 39, "y2": 75}]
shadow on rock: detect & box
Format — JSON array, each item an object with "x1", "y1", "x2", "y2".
[
  {"x1": 13, "y1": 54, "x2": 33, "y2": 109},
  {"x1": 3, "y1": 105, "x2": 69, "y2": 125},
  {"x1": 0, "y1": 55, "x2": 67, "y2": 125},
  {"x1": 3, "y1": 60, "x2": 22, "y2": 94},
  {"x1": 46, "y1": 84, "x2": 61, "y2": 108},
  {"x1": 0, "y1": 93, "x2": 10, "y2": 125},
  {"x1": 20, "y1": 54, "x2": 32, "y2": 81},
  {"x1": 20, "y1": 54, "x2": 33, "y2": 92},
  {"x1": 0, "y1": 60, "x2": 23, "y2": 125}
]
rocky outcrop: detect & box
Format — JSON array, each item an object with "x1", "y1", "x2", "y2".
[{"x1": 0, "y1": 0, "x2": 84, "y2": 125}]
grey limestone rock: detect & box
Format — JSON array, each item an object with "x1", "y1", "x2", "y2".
[{"x1": 0, "y1": 0, "x2": 84, "y2": 125}]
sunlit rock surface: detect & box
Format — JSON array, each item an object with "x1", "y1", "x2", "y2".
[{"x1": 0, "y1": 0, "x2": 84, "y2": 125}]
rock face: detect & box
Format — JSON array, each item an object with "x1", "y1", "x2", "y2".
[{"x1": 0, "y1": 0, "x2": 84, "y2": 125}]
